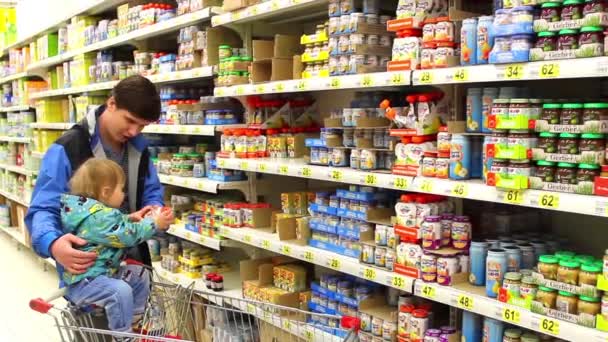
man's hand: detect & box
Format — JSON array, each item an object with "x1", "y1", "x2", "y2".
[
  {"x1": 50, "y1": 234, "x2": 97, "y2": 274},
  {"x1": 128, "y1": 206, "x2": 154, "y2": 222}
]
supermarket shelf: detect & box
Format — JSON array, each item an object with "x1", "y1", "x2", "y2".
[
  {"x1": 30, "y1": 151, "x2": 45, "y2": 159},
  {"x1": 30, "y1": 66, "x2": 214, "y2": 99},
  {"x1": 212, "y1": 0, "x2": 328, "y2": 26},
  {"x1": 412, "y1": 57, "x2": 608, "y2": 85},
  {"x1": 143, "y1": 123, "x2": 246, "y2": 136},
  {"x1": 0, "y1": 189, "x2": 30, "y2": 207},
  {"x1": 0, "y1": 226, "x2": 27, "y2": 247},
  {"x1": 0, "y1": 72, "x2": 32, "y2": 84},
  {"x1": 0, "y1": 105, "x2": 32, "y2": 112},
  {"x1": 0, "y1": 136, "x2": 30, "y2": 143},
  {"x1": 26, "y1": 7, "x2": 219, "y2": 71},
  {"x1": 158, "y1": 174, "x2": 249, "y2": 195},
  {"x1": 218, "y1": 157, "x2": 608, "y2": 218},
  {"x1": 30, "y1": 122, "x2": 75, "y2": 130},
  {"x1": 0, "y1": 163, "x2": 37, "y2": 176},
  {"x1": 213, "y1": 71, "x2": 411, "y2": 97},
  {"x1": 413, "y1": 281, "x2": 608, "y2": 342},
  {"x1": 167, "y1": 224, "x2": 223, "y2": 251},
  {"x1": 220, "y1": 226, "x2": 415, "y2": 293}
]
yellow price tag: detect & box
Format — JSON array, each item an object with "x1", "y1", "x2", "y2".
[
  {"x1": 363, "y1": 267, "x2": 376, "y2": 281},
  {"x1": 329, "y1": 78, "x2": 340, "y2": 88},
  {"x1": 392, "y1": 275, "x2": 407, "y2": 290},
  {"x1": 261, "y1": 240, "x2": 271, "y2": 249},
  {"x1": 420, "y1": 180, "x2": 434, "y2": 192},
  {"x1": 539, "y1": 318, "x2": 559, "y2": 335},
  {"x1": 504, "y1": 190, "x2": 524, "y2": 204},
  {"x1": 255, "y1": 85, "x2": 266, "y2": 93},
  {"x1": 302, "y1": 167, "x2": 312, "y2": 177},
  {"x1": 278, "y1": 165, "x2": 289, "y2": 174},
  {"x1": 258, "y1": 163, "x2": 267, "y2": 172},
  {"x1": 304, "y1": 250, "x2": 315, "y2": 262},
  {"x1": 281, "y1": 245, "x2": 292, "y2": 255},
  {"x1": 235, "y1": 86, "x2": 245, "y2": 95},
  {"x1": 330, "y1": 170, "x2": 343, "y2": 181},
  {"x1": 394, "y1": 177, "x2": 408, "y2": 190},
  {"x1": 390, "y1": 72, "x2": 406, "y2": 85},
  {"x1": 304, "y1": 330, "x2": 314, "y2": 341},
  {"x1": 539, "y1": 63, "x2": 560, "y2": 78},
  {"x1": 361, "y1": 75, "x2": 373, "y2": 87},
  {"x1": 275, "y1": 83, "x2": 285, "y2": 92},
  {"x1": 178, "y1": 126, "x2": 186, "y2": 133},
  {"x1": 243, "y1": 235, "x2": 252, "y2": 243},
  {"x1": 418, "y1": 71, "x2": 434, "y2": 84},
  {"x1": 504, "y1": 64, "x2": 524, "y2": 79},
  {"x1": 193, "y1": 127, "x2": 201, "y2": 134},
  {"x1": 271, "y1": 0, "x2": 279, "y2": 11},
  {"x1": 184, "y1": 231, "x2": 192, "y2": 239},
  {"x1": 364, "y1": 174, "x2": 377, "y2": 186},
  {"x1": 247, "y1": 304, "x2": 255, "y2": 314},
  {"x1": 218, "y1": 159, "x2": 226, "y2": 168},
  {"x1": 457, "y1": 295, "x2": 474, "y2": 310},
  {"x1": 451, "y1": 183, "x2": 468, "y2": 197},
  {"x1": 282, "y1": 320, "x2": 292, "y2": 330},
  {"x1": 502, "y1": 308, "x2": 521, "y2": 324},
  {"x1": 453, "y1": 68, "x2": 469, "y2": 81},
  {"x1": 539, "y1": 193, "x2": 559, "y2": 209},
  {"x1": 216, "y1": 88, "x2": 225, "y2": 97},
  {"x1": 420, "y1": 285, "x2": 436, "y2": 299},
  {"x1": 198, "y1": 236, "x2": 206, "y2": 244},
  {"x1": 240, "y1": 161, "x2": 249, "y2": 170},
  {"x1": 296, "y1": 80, "x2": 307, "y2": 91},
  {"x1": 328, "y1": 258, "x2": 340, "y2": 270}
]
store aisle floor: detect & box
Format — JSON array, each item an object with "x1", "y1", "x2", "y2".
[{"x1": 0, "y1": 231, "x2": 64, "y2": 342}]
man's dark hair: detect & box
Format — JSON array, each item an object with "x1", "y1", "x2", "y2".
[{"x1": 112, "y1": 75, "x2": 161, "y2": 121}]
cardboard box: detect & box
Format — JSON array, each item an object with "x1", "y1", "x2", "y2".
[
  {"x1": 240, "y1": 258, "x2": 300, "y2": 308},
  {"x1": 293, "y1": 55, "x2": 303, "y2": 80},
  {"x1": 253, "y1": 40, "x2": 275, "y2": 61},
  {"x1": 222, "y1": 0, "x2": 255, "y2": 12},
  {"x1": 204, "y1": 27, "x2": 242, "y2": 67},
  {"x1": 251, "y1": 58, "x2": 293, "y2": 83},
  {"x1": 273, "y1": 35, "x2": 301, "y2": 58}
]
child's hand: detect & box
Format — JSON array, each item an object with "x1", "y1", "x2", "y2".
[
  {"x1": 153, "y1": 208, "x2": 174, "y2": 230},
  {"x1": 129, "y1": 206, "x2": 154, "y2": 222}
]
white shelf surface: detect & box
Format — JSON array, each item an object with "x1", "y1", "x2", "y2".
[
  {"x1": 0, "y1": 136, "x2": 30, "y2": 143},
  {"x1": 0, "y1": 105, "x2": 32, "y2": 112},
  {"x1": 0, "y1": 72, "x2": 31, "y2": 85},
  {"x1": 26, "y1": 8, "x2": 218, "y2": 71},
  {"x1": 212, "y1": 0, "x2": 327, "y2": 26},
  {"x1": 412, "y1": 57, "x2": 608, "y2": 85},
  {"x1": 0, "y1": 188, "x2": 30, "y2": 207},
  {"x1": 213, "y1": 71, "x2": 411, "y2": 97},
  {"x1": 217, "y1": 157, "x2": 608, "y2": 218},
  {"x1": 30, "y1": 66, "x2": 214, "y2": 99},
  {"x1": 219, "y1": 226, "x2": 415, "y2": 293},
  {"x1": 0, "y1": 163, "x2": 37, "y2": 176},
  {"x1": 0, "y1": 226, "x2": 27, "y2": 247},
  {"x1": 153, "y1": 261, "x2": 342, "y2": 342},
  {"x1": 30, "y1": 151, "x2": 45, "y2": 159},
  {"x1": 167, "y1": 224, "x2": 223, "y2": 251},
  {"x1": 143, "y1": 124, "x2": 245, "y2": 136},
  {"x1": 158, "y1": 174, "x2": 249, "y2": 195},
  {"x1": 30, "y1": 122, "x2": 75, "y2": 130}
]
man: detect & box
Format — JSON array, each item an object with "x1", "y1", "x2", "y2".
[{"x1": 26, "y1": 75, "x2": 170, "y2": 280}]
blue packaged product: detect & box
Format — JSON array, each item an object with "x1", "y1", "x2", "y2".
[
  {"x1": 476, "y1": 16, "x2": 494, "y2": 64},
  {"x1": 470, "y1": 136, "x2": 483, "y2": 179},
  {"x1": 466, "y1": 88, "x2": 482, "y2": 132},
  {"x1": 482, "y1": 317, "x2": 504, "y2": 342},
  {"x1": 461, "y1": 18, "x2": 478, "y2": 65},
  {"x1": 486, "y1": 248, "x2": 508, "y2": 298},
  {"x1": 462, "y1": 311, "x2": 482, "y2": 342},
  {"x1": 504, "y1": 246, "x2": 522, "y2": 272},
  {"x1": 469, "y1": 241, "x2": 488, "y2": 286},
  {"x1": 449, "y1": 135, "x2": 471, "y2": 180}
]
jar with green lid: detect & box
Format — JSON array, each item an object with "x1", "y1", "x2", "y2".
[
  {"x1": 538, "y1": 255, "x2": 559, "y2": 280},
  {"x1": 558, "y1": 29, "x2": 580, "y2": 50},
  {"x1": 536, "y1": 31, "x2": 557, "y2": 51},
  {"x1": 577, "y1": 164, "x2": 600, "y2": 191},
  {"x1": 219, "y1": 45, "x2": 232, "y2": 59},
  {"x1": 177, "y1": 164, "x2": 194, "y2": 177},
  {"x1": 557, "y1": 162, "x2": 578, "y2": 184},
  {"x1": 187, "y1": 153, "x2": 203, "y2": 163},
  {"x1": 557, "y1": 259, "x2": 580, "y2": 284},
  {"x1": 521, "y1": 332, "x2": 540, "y2": 342},
  {"x1": 240, "y1": 56, "x2": 253, "y2": 62},
  {"x1": 562, "y1": 0, "x2": 584, "y2": 20},
  {"x1": 584, "y1": 0, "x2": 608, "y2": 15},
  {"x1": 580, "y1": 133, "x2": 605, "y2": 155},
  {"x1": 541, "y1": 2, "x2": 561, "y2": 22},
  {"x1": 535, "y1": 161, "x2": 556, "y2": 182},
  {"x1": 555, "y1": 250, "x2": 576, "y2": 260},
  {"x1": 541, "y1": 103, "x2": 562, "y2": 124},
  {"x1": 561, "y1": 103, "x2": 584, "y2": 125},
  {"x1": 226, "y1": 56, "x2": 241, "y2": 71},
  {"x1": 503, "y1": 328, "x2": 523, "y2": 342},
  {"x1": 578, "y1": 295, "x2": 601, "y2": 315},
  {"x1": 583, "y1": 102, "x2": 608, "y2": 122},
  {"x1": 538, "y1": 132, "x2": 558, "y2": 153},
  {"x1": 578, "y1": 27, "x2": 603, "y2": 58},
  {"x1": 575, "y1": 254, "x2": 595, "y2": 264},
  {"x1": 172, "y1": 153, "x2": 187, "y2": 164},
  {"x1": 557, "y1": 133, "x2": 579, "y2": 154},
  {"x1": 556, "y1": 290, "x2": 579, "y2": 313},
  {"x1": 579, "y1": 262, "x2": 601, "y2": 286},
  {"x1": 536, "y1": 286, "x2": 558, "y2": 308}
]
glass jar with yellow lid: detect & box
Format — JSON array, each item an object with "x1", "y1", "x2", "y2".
[
  {"x1": 578, "y1": 295, "x2": 601, "y2": 316},
  {"x1": 536, "y1": 286, "x2": 557, "y2": 308},
  {"x1": 538, "y1": 255, "x2": 559, "y2": 280},
  {"x1": 557, "y1": 259, "x2": 580, "y2": 285},
  {"x1": 579, "y1": 263, "x2": 601, "y2": 286},
  {"x1": 556, "y1": 291, "x2": 578, "y2": 314}
]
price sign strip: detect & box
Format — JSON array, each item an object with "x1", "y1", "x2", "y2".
[
  {"x1": 167, "y1": 224, "x2": 222, "y2": 250},
  {"x1": 221, "y1": 226, "x2": 415, "y2": 293},
  {"x1": 158, "y1": 174, "x2": 221, "y2": 194},
  {"x1": 143, "y1": 124, "x2": 218, "y2": 136}
]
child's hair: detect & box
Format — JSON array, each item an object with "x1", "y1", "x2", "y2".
[{"x1": 69, "y1": 158, "x2": 126, "y2": 200}]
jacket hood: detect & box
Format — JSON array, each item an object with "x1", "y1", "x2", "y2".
[{"x1": 60, "y1": 194, "x2": 114, "y2": 233}]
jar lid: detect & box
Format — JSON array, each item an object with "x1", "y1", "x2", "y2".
[
  {"x1": 558, "y1": 29, "x2": 579, "y2": 35},
  {"x1": 581, "y1": 133, "x2": 604, "y2": 139},
  {"x1": 562, "y1": 103, "x2": 584, "y2": 109},
  {"x1": 539, "y1": 255, "x2": 558, "y2": 263},
  {"x1": 537, "y1": 161, "x2": 556, "y2": 168},
  {"x1": 559, "y1": 133, "x2": 579, "y2": 138},
  {"x1": 581, "y1": 263, "x2": 601, "y2": 273},
  {"x1": 563, "y1": 0, "x2": 583, "y2": 4},
  {"x1": 543, "y1": 103, "x2": 562, "y2": 109},
  {"x1": 557, "y1": 162, "x2": 577, "y2": 168},
  {"x1": 559, "y1": 259, "x2": 580, "y2": 268},
  {"x1": 581, "y1": 26, "x2": 604, "y2": 33},
  {"x1": 219, "y1": 45, "x2": 231, "y2": 49},
  {"x1": 505, "y1": 272, "x2": 522, "y2": 281},
  {"x1": 584, "y1": 102, "x2": 608, "y2": 108},
  {"x1": 539, "y1": 286, "x2": 556, "y2": 292},
  {"x1": 575, "y1": 254, "x2": 595, "y2": 263},
  {"x1": 173, "y1": 153, "x2": 186, "y2": 158},
  {"x1": 555, "y1": 250, "x2": 576, "y2": 258},
  {"x1": 504, "y1": 329, "x2": 523, "y2": 338},
  {"x1": 558, "y1": 290, "x2": 576, "y2": 297},
  {"x1": 186, "y1": 153, "x2": 201, "y2": 157},
  {"x1": 539, "y1": 132, "x2": 558, "y2": 138},
  {"x1": 541, "y1": 2, "x2": 561, "y2": 8},
  {"x1": 521, "y1": 275, "x2": 536, "y2": 284},
  {"x1": 579, "y1": 163, "x2": 600, "y2": 170},
  {"x1": 580, "y1": 295, "x2": 601, "y2": 302}
]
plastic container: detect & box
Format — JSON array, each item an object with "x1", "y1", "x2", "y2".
[
  {"x1": 461, "y1": 18, "x2": 478, "y2": 65},
  {"x1": 504, "y1": 246, "x2": 522, "y2": 272},
  {"x1": 482, "y1": 317, "x2": 504, "y2": 342},
  {"x1": 466, "y1": 88, "x2": 483, "y2": 132},
  {"x1": 486, "y1": 248, "x2": 508, "y2": 298},
  {"x1": 482, "y1": 88, "x2": 499, "y2": 133},
  {"x1": 462, "y1": 311, "x2": 482, "y2": 342},
  {"x1": 470, "y1": 241, "x2": 489, "y2": 285},
  {"x1": 449, "y1": 135, "x2": 471, "y2": 180},
  {"x1": 477, "y1": 16, "x2": 494, "y2": 64}
]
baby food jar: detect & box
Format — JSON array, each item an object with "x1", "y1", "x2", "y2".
[
  {"x1": 538, "y1": 132, "x2": 558, "y2": 153},
  {"x1": 558, "y1": 29, "x2": 580, "y2": 50},
  {"x1": 557, "y1": 259, "x2": 580, "y2": 285},
  {"x1": 584, "y1": 0, "x2": 608, "y2": 15},
  {"x1": 536, "y1": 31, "x2": 557, "y2": 51},
  {"x1": 578, "y1": 26, "x2": 604, "y2": 57},
  {"x1": 578, "y1": 296, "x2": 601, "y2": 316},
  {"x1": 536, "y1": 286, "x2": 558, "y2": 309},
  {"x1": 561, "y1": 0, "x2": 584, "y2": 20},
  {"x1": 557, "y1": 133, "x2": 580, "y2": 154},
  {"x1": 503, "y1": 272, "x2": 522, "y2": 297},
  {"x1": 577, "y1": 164, "x2": 600, "y2": 186},
  {"x1": 437, "y1": 256, "x2": 460, "y2": 285},
  {"x1": 421, "y1": 252, "x2": 438, "y2": 282},
  {"x1": 538, "y1": 254, "x2": 559, "y2": 280},
  {"x1": 556, "y1": 291, "x2": 579, "y2": 314},
  {"x1": 541, "y1": 2, "x2": 561, "y2": 22},
  {"x1": 520, "y1": 276, "x2": 538, "y2": 298},
  {"x1": 579, "y1": 263, "x2": 601, "y2": 286},
  {"x1": 536, "y1": 161, "x2": 557, "y2": 182},
  {"x1": 557, "y1": 162, "x2": 578, "y2": 184},
  {"x1": 561, "y1": 103, "x2": 584, "y2": 125},
  {"x1": 542, "y1": 103, "x2": 562, "y2": 124}
]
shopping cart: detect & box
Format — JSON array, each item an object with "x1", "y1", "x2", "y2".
[{"x1": 31, "y1": 270, "x2": 359, "y2": 342}]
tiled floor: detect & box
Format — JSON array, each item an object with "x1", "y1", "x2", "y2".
[{"x1": 0, "y1": 231, "x2": 64, "y2": 342}]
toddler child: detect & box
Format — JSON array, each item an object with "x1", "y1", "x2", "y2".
[{"x1": 60, "y1": 158, "x2": 172, "y2": 339}]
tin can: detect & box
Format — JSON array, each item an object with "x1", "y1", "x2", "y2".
[
  {"x1": 382, "y1": 321, "x2": 397, "y2": 340},
  {"x1": 372, "y1": 317, "x2": 384, "y2": 336},
  {"x1": 375, "y1": 225, "x2": 387, "y2": 246},
  {"x1": 386, "y1": 249, "x2": 396, "y2": 271},
  {"x1": 362, "y1": 244, "x2": 375, "y2": 264},
  {"x1": 374, "y1": 246, "x2": 387, "y2": 267},
  {"x1": 361, "y1": 313, "x2": 372, "y2": 332}
]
